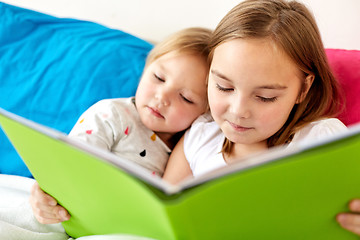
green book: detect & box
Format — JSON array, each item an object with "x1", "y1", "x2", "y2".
[{"x1": 0, "y1": 107, "x2": 359, "y2": 240}]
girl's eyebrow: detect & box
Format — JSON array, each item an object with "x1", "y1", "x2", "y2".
[
  {"x1": 211, "y1": 69, "x2": 287, "y2": 90},
  {"x1": 256, "y1": 85, "x2": 287, "y2": 90},
  {"x1": 211, "y1": 69, "x2": 231, "y2": 81}
]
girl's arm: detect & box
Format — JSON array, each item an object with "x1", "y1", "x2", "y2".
[
  {"x1": 163, "y1": 135, "x2": 193, "y2": 185},
  {"x1": 29, "y1": 182, "x2": 70, "y2": 224}
]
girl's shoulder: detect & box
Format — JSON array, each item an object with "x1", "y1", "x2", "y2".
[
  {"x1": 90, "y1": 97, "x2": 137, "y2": 116},
  {"x1": 186, "y1": 113, "x2": 219, "y2": 139},
  {"x1": 94, "y1": 97, "x2": 134, "y2": 109},
  {"x1": 183, "y1": 113, "x2": 225, "y2": 176},
  {"x1": 184, "y1": 112, "x2": 223, "y2": 154},
  {"x1": 191, "y1": 112, "x2": 214, "y2": 125},
  {"x1": 291, "y1": 118, "x2": 348, "y2": 144}
]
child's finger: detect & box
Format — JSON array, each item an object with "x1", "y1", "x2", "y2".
[
  {"x1": 32, "y1": 203, "x2": 70, "y2": 224},
  {"x1": 35, "y1": 216, "x2": 64, "y2": 225},
  {"x1": 58, "y1": 207, "x2": 71, "y2": 221},
  {"x1": 341, "y1": 225, "x2": 360, "y2": 236},
  {"x1": 337, "y1": 215, "x2": 360, "y2": 236},
  {"x1": 349, "y1": 199, "x2": 360, "y2": 213},
  {"x1": 337, "y1": 213, "x2": 360, "y2": 229},
  {"x1": 34, "y1": 204, "x2": 61, "y2": 219}
]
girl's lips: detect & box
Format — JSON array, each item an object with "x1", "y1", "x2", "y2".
[
  {"x1": 147, "y1": 106, "x2": 165, "y2": 119},
  {"x1": 228, "y1": 121, "x2": 253, "y2": 132}
]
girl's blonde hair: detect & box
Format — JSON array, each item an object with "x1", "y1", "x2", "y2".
[
  {"x1": 145, "y1": 27, "x2": 212, "y2": 69},
  {"x1": 209, "y1": 0, "x2": 343, "y2": 153}
]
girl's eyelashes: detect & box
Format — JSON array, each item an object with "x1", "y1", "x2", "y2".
[
  {"x1": 216, "y1": 83, "x2": 233, "y2": 92},
  {"x1": 154, "y1": 73, "x2": 165, "y2": 82},
  {"x1": 257, "y1": 96, "x2": 278, "y2": 103},
  {"x1": 180, "y1": 94, "x2": 194, "y2": 104},
  {"x1": 215, "y1": 79, "x2": 278, "y2": 103},
  {"x1": 153, "y1": 72, "x2": 194, "y2": 104}
]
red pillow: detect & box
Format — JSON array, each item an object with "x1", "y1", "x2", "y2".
[{"x1": 326, "y1": 49, "x2": 360, "y2": 126}]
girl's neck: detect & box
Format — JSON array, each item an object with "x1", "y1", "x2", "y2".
[{"x1": 224, "y1": 141, "x2": 268, "y2": 164}]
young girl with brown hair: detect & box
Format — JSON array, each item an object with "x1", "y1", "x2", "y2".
[
  {"x1": 164, "y1": 0, "x2": 347, "y2": 182},
  {"x1": 163, "y1": 1, "x2": 357, "y2": 236}
]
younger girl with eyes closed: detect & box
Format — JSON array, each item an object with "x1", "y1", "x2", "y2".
[{"x1": 29, "y1": 27, "x2": 212, "y2": 225}]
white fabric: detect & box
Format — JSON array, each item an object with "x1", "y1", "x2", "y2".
[
  {"x1": 288, "y1": 118, "x2": 348, "y2": 147},
  {"x1": 184, "y1": 113, "x2": 348, "y2": 177},
  {"x1": 0, "y1": 174, "x2": 68, "y2": 240},
  {"x1": 0, "y1": 174, "x2": 156, "y2": 240},
  {"x1": 183, "y1": 114, "x2": 226, "y2": 177},
  {"x1": 69, "y1": 97, "x2": 170, "y2": 176}
]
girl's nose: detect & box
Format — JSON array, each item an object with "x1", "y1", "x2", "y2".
[
  {"x1": 156, "y1": 89, "x2": 171, "y2": 107},
  {"x1": 230, "y1": 94, "x2": 250, "y2": 119}
]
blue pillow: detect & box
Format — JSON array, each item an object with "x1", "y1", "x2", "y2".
[{"x1": 0, "y1": 3, "x2": 153, "y2": 177}]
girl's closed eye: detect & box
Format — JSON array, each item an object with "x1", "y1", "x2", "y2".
[
  {"x1": 216, "y1": 83, "x2": 233, "y2": 92},
  {"x1": 154, "y1": 73, "x2": 165, "y2": 82},
  {"x1": 180, "y1": 94, "x2": 194, "y2": 104},
  {"x1": 257, "y1": 96, "x2": 278, "y2": 103}
]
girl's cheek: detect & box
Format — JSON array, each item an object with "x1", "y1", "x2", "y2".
[
  {"x1": 178, "y1": 107, "x2": 200, "y2": 124},
  {"x1": 210, "y1": 99, "x2": 226, "y2": 114}
]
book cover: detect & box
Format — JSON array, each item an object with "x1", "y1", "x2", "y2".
[{"x1": 0, "y1": 108, "x2": 359, "y2": 240}]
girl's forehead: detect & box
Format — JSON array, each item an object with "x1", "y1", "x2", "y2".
[
  {"x1": 213, "y1": 38, "x2": 284, "y2": 59},
  {"x1": 211, "y1": 38, "x2": 301, "y2": 86}
]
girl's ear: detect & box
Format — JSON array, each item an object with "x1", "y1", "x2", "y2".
[{"x1": 296, "y1": 74, "x2": 314, "y2": 104}]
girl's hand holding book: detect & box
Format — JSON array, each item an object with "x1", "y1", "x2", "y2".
[{"x1": 29, "y1": 181, "x2": 70, "y2": 224}]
